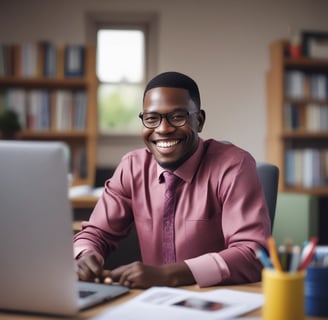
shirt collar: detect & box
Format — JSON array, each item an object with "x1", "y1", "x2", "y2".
[{"x1": 157, "y1": 138, "x2": 205, "y2": 184}]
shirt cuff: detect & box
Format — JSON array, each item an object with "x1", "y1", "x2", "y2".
[
  {"x1": 74, "y1": 246, "x2": 94, "y2": 259},
  {"x1": 184, "y1": 253, "x2": 231, "y2": 287}
]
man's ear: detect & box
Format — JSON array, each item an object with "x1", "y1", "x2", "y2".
[{"x1": 197, "y1": 109, "x2": 206, "y2": 132}]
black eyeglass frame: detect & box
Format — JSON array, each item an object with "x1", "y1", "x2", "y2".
[{"x1": 139, "y1": 110, "x2": 199, "y2": 129}]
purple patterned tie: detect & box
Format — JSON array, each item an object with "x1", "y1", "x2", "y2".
[{"x1": 162, "y1": 171, "x2": 180, "y2": 264}]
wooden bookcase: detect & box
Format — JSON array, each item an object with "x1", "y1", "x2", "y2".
[
  {"x1": 0, "y1": 44, "x2": 98, "y2": 187},
  {"x1": 266, "y1": 40, "x2": 328, "y2": 195}
]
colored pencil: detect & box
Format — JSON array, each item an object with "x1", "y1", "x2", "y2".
[
  {"x1": 267, "y1": 236, "x2": 283, "y2": 271},
  {"x1": 256, "y1": 248, "x2": 273, "y2": 269}
]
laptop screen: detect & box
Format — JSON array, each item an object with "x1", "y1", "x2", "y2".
[{"x1": 0, "y1": 141, "x2": 79, "y2": 315}]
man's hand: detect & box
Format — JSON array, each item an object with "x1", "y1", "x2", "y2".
[
  {"x1": 76, "y1": 252, "x2": 111, "y2": 283},
  {"x1": 109, "y1": 261, "x2": 195, "y2": 289}
]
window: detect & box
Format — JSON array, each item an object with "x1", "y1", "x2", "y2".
[
  {"x1": 97, "y1": 29, "x2": 145, "y2": 133},
  {"x1": 97, "y1": 30, "x2": 144, "y2": 83},
  {"x1": 87, "y1": 13, "x2": 158, "y2": 135}
]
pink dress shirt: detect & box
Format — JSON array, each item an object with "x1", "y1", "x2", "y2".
[{"x1": 73, "y1": 139, "x2": 271, "y2": 287}]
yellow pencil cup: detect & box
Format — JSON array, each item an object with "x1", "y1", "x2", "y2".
[{"x1": 262, "y1": 268, "x2": 305, "y2": 320}]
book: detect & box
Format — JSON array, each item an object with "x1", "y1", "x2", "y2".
[
  {"x1": 285, "y1": 70, "x2": 305, "y2": 99},
  {"x1": 42, "y1": 41, "x2": 57, "y2": 78},
  {"x1": 0, "y1": 44, "x2": 16, "y2": 77},
  {"x1": 64, "y1": 45, "x2": 85, "y2": 78},
  {"x1": 73, "y1": 91, "x2": 87, "y2": 130}
]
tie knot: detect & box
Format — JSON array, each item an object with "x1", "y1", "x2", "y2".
[{"x1": 163, "y1": 171, "x2": 180, "y2": 189}]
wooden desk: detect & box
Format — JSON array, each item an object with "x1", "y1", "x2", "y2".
[
  {"x1": 70, "y1": 196, "x2": 99, "y2": 209},
  {"x1": 0, "y1": 282, "x2": 325, "y2": 320}
]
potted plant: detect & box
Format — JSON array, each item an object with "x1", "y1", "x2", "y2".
[{"x1": 0, "y1": 109, "x2": 22, "y2": 139}]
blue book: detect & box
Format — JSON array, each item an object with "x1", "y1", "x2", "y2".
[{"x1": 64, "y1": 45, "x2": 85, "y2": 78}]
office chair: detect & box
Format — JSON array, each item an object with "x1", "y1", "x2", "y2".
[
  {"x1": 220, "y1": 141, "x2": 279, "y2": 230},
  {"x1": 256, "y1": 162, "x2": 279, "y2": 232}
]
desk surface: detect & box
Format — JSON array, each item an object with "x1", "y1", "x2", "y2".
[
  {"x1": 70, "y1": 195, "x2": 99, "y2": 209},
  {"x1": 0, "y1": 282, "x2": 325, "y2": 320}
]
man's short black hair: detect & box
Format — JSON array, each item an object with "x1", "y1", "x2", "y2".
[{"x1": 143, "y1": 71, "x2": 201, "y2": 109}]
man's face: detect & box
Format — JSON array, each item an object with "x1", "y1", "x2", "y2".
[{"x1": 142, "y1": 87, "x2": 205, "y2": 170}]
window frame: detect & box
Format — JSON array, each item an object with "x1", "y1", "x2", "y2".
[{"x1": 86, "y1": 12, "x2": 158, "y2": 136}]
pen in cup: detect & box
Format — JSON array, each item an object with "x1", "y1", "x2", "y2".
[
  {"x1": 267, "y1": 236, "x2": 283, "y2": 271},
  {"x1": 259, "y1": 237, "x2": 319, "y2": 273},
  {"x1": 299, "y1": 237, "x2": 318, "y2": 271},
  {"x1": 289, "y1": 245, "x2": 301, "y2": 273},
  {"x1": 256, "y1": 248, "x2": 273, "y2": 269}
]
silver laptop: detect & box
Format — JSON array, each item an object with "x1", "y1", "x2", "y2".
[{"x1": 0, "y1": 140, "x2": 129, "y2": 316}]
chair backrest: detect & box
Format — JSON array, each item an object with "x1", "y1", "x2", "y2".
[{"x1": 256, "y1": 162, "x2": 279, "y2": 232}]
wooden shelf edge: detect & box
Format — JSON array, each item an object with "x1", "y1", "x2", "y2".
[
  {"x1": 281, "y1": 131, "x2": 328, "y2": 139},
  {"x1": 281, "y1": 187, "x2": 328, "y2": 196},
  {"x1": 285, "y1": 57, "x2": 328, "y2": 68},
  {"x1": 18, "y1": 130, "x2": 89, "y2": 139},
  {"x1": 0, "y1": 77, "x2": 88, "y2": 88}
]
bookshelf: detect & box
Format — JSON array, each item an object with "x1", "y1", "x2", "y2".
[
  {"x1": 266, "y1": 40, "x2": 328, "y2": 195},
  {"x1": 0, "y1": 43, "x2": 98, "y2": 187}
]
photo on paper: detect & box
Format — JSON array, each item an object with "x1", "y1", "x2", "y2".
[{"x1": 173, "y1": 297, "x2": 227, "y2": 312}]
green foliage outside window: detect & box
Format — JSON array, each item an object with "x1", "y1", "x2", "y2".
[{"x1": 98, "y1": 84, "x2": 143, "y2": 134}]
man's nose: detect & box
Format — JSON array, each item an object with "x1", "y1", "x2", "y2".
[{"x1": 155, "y1": 116, "x2": 176, "y2": 133}]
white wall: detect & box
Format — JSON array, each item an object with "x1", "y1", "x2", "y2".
[{"x1": 1, "y1": 0, "x2": 328, "y2": 167}]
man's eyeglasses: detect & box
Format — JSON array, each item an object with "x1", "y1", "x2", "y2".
[{"x1": 139, "y1": 110, "x2": 199, "y2": 129}]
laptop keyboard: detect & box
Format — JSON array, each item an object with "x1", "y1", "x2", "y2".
[{"x1": 79, "y1": 290, "x2": 96, "y2": 298}]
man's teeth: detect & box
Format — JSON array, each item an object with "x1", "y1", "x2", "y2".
[{"x1": 157, "y1": 140, "x2": 179, "y2": 148}]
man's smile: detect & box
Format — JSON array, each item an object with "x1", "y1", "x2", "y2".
[{"x1": 154, "y1": 139, "x2": 181, "y2": 148}]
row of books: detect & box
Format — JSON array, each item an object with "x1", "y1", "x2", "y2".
[
  {"x1": 285, "y1": 148, "x2": 328, "y2": 188},
  {"x1": 285, "y1": 71, "x2": 328, "y2": 100},
  {"x1": 1, "y1": 89, "x2": 87, "y2": 131},
  {"x1": 0, "y1": 42, "x2": 85, "y2": 78},
  {"x1": 284, "y1": 102, "x2": 328, "y2": 131}
]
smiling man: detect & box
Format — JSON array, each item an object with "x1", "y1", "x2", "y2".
[
  {"x1": 73, "y1": 71, "x2": 271, "y2": 289},
  {"x1": 140, "y1": 84, "x2": 203, "y2": 169}
]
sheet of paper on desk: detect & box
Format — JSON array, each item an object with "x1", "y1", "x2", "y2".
[{"x1": 92, "y1": 287, "x2": 264, "y2": 320}]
